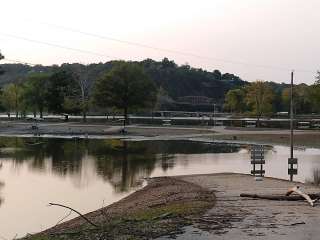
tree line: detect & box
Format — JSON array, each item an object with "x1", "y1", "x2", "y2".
[
  {"x1": 0, "y1": 56, "x2": 246, "y2": 121},
  {"x1": 1, "y1": 51, "x2": 320, "y2": 122},
  {"x1": 224, "y1": 76, "x2": 320, "y2": 121},
  {"x1": 0, "y1": 54, "x2": 157, "y2": 122}
]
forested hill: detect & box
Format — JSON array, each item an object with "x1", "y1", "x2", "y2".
[{"x1": 0, "y1": 58, "x2": 247, "y2": 102}]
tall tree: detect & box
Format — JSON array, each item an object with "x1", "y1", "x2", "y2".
[
  {"x1": 1, "y1": 82, "x2": 23, "y2": 118},
  {"x1": 309, "y1": 72, "x2": 320, "y2": 113},
  {"x1": 65, "y1": 64, "x2": 91, "y2": 122},
  {"x1": 46, "y1": 69, "x2": 80, "y2": 114},
  {"x1": 0, "y1": 51, "x2": 4, "y2": 75},
  {"x1": 282, "y1": 84, "x2": 312, "y2": 114},
  {"x1": 224, "y1": 88, "x2": 246, "y2": 113},
  {"x1": 316, "y1": 71, "x2": 320, "y2": 84},
  {"x1": 245, "y1": 81, "x2": 274, "y2": 126},
  {"x1": 93, "y1": 61, "x2": 157, "y2": 125},
  {"x1": 23, "y1": 73, "x2": 51, "y2": 118}
]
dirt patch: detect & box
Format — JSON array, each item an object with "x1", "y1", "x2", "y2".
[{"x1": 25, "y1": 177, "x2": 215, "y2": 240}]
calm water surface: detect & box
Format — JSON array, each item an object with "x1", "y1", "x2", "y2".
[{"x1": 0, "y1": 137, "x2": 319, "y2": 237}]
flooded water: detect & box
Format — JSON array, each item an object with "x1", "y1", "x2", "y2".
[{"x1": 0, "y1": 137, "x2": 320, "y2": 237}]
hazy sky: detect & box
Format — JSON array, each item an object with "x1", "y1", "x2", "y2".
[{"x1": 0, "y1": 0, "x2": 319, "y2": 84}]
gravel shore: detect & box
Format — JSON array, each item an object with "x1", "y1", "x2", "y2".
[
  {"x1": 27, "y1": 177, "x2": 215, "y2": 240},
  {"x1": 24, "y1": 173, "x2": 320, "y2": 240}
]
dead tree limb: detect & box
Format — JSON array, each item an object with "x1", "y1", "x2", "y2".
[
  {"x1": 286, "y1": 186, "x2": 318, "y2": 207},
  {"x1": 55, "y1": 210, "x2": 72, "y2": 227},
  {"x1": 49, "y1": 202, "x2": 99, "y2": 228},
  {"x1": 240, "y1": 193, "x2": 320, "y2": 201}
]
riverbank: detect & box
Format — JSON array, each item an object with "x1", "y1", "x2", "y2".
[
  {"x1": 1, "y1": 121, "x2": 320, "y2": 148},
  {"x1": 25, "y1": 173, "x2": 320, "y2": 240},
  {"x1": 26, "y1": 177, "x2": 215, "y2": 240}
]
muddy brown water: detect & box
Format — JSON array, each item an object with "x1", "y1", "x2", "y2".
[{"x1": 0, "y1": 137, "x2": 319, "y2": 237}]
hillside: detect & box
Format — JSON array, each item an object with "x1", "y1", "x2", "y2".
[{"x1": 0, "y1": 58, "x2": 247, "y2": 104}]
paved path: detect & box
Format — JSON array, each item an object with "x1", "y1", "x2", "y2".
[{"x1": 158, "y1": 173, "x2": 320, "y2": 240}]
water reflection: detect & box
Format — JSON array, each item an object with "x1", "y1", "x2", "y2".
[
  {"x1": 0, "y1": 162, "x2": 4, "y2": 206},
  {"x1": 309, "y1": 168, "x2": 320, "y2": 185},
  {"x1": 0, "y1": 138, "x2": 241, "y2": 193},
  {"x1": 0, "y1": 138, "x2": 320, "y2": 237}
]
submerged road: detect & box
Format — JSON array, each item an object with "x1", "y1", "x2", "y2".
[{"x1": 158, "y1": 173, "x2": 320, "y2": 240}]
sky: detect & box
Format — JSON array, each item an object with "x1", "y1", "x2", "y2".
[{"x1": 0, "y1": 0, "x2": 319, "y2": 84}]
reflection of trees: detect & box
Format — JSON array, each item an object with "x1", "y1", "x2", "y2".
[
  {"x1": 47, "y1": 140, "x2": 85, "y2": 176},
  {"x1": 136, "y1": 140, "x2": 241, "y2": 154},
  {"x1": 93, "y1": 141, "x2": 157, "y2": 192},
  {"x1": 0, "y1": 138, "x2": 243, "y2": 193},
  {"x1": 0, "y1": 137, "x2": 85, "y2": 176},
  {"x1": 310, "y1": 168, "x2": 320, "y2": 185},
  {"x1": 159, "y1": 153, "x2": 175, "y2": 172},
  {"x1": 0, "y1": 179, "x2": 4, "y2": 207}
]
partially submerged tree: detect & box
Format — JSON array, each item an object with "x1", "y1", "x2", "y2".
[
  {"x1": 94, "y1": 62, "x2": 157, "y2": 126},
  {"x1": 245, "y1": 81, "x2": 274, "y2": 126}
]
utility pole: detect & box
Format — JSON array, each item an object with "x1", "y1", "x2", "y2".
[
  {"x1": 213, "y1": 103, "x2": 216, "y2": 127},
  {"x1": 290, "y1": 71, "x2": 294, "y2": 160},
  {"x1": 288, "y1": 70, "x2": 297, "y2": 181}
]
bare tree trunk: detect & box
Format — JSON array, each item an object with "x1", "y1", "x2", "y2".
[
  {"x1": 124, "y1": 107, "x2": 128, "y2": 127},
  {"x1": 81, "y1": 87, "x2": 87, "y2": 122}
]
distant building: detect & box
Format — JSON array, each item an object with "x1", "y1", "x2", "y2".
[{"x1": 177, "y1": 96, "x2": 212, "y2": 105}]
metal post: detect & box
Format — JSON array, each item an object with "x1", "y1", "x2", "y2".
[
  {"x1": 213, "y1": 103, "x2": 216, "y2": 127},
  {"x1": 290, "y1": 71, "x2": 294, "y2": 181}
]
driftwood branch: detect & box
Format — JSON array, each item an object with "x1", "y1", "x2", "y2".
[
  {"x1": 240, "y1": 193, "x2": 320, "y2": 201},
  {"x1": 286, "y1": 186, "x2": 318, "y2": 207},
  {"x1": 48, "y1": 203, "x2": 99, "y2": 228},
  {"x1": 241, "y1": 186, "x2": 320, "y2": 207},
  {"x1": 55, "y1": 210, "x2": 72, "y2": 227}
]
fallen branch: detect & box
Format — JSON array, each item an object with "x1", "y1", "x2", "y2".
[
  {"x1": 240, "y1": 193, "x2": 320, "y2": 201},
  {"x1": 241, "y1": 185, "x2": 320, "y2": 207},
  {"x1": 286, "y1": 186, "x2": 318, "y2": 207},
  {"x1": 48, "y1": 203, "x2": 99, "y2": 228},
  {"x1": 55, "y1": 210, "x2": 72, "y2": 227}
]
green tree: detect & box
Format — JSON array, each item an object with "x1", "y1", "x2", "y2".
[
  {"x1": 309, "y1": 73, "x2": 320, "y2": 113},
  {"x1": 282, "y1": 84, "x2": 312, "y2": 114},
  {"x1": 245, "y1": 81, "x2": 274, "y2": 125},
  {"x1": 46, "y1": 69, "x2": 80, "y2": 114},
  {"x1": 316, "y1": 71, "x2": 320, "y2": 84},
  {"x1": 94, "y1": 62, "x2": 157, "y2": 125},
  {"x1": 1, "y1": 82, "x2": 23, "y2": 118},
  {"x1": 23, "y1": 73, "x2": 51, "y2": 118},
  {"x1": 0, "y1": 51, "x2": 4, "y2": 75},
  {"x1": 64, "y1": 63, "x2": 91, "y2": 122},
  {"x1": 224, "y1": 88, "x2": 246, "y2": 113}
]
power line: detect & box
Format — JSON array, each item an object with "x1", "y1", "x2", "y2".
[
  {"x1": 27, "y1": 20, "x2": 316, "y2": 73},
  {"x1": 0, "y1": 32, "x2": 120, "y2": 61},
  {"x1": 0, "y1": 27, "x2": 316, "y2": 73},
  {"x1": 3, "y1": 58, "x2": 37, "y2": 66}
]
